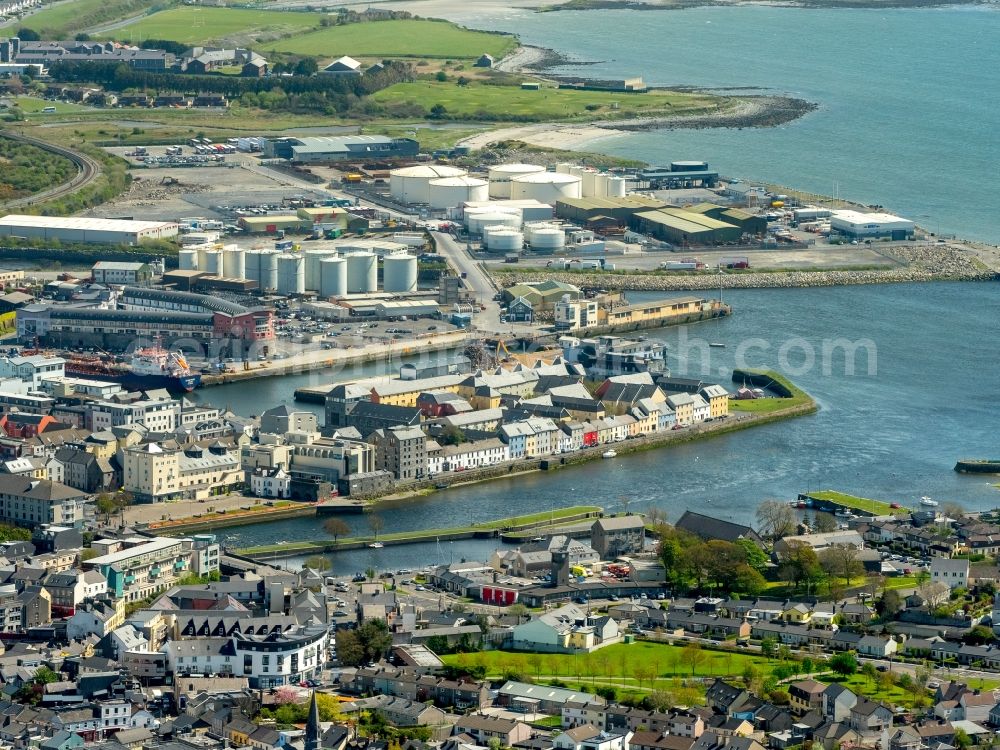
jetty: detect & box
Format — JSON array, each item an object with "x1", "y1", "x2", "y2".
[
  {"x1": 954, "y1": 459, "x2": 1000, "y2": 475},
  {"x1": 796, "y1": 489, "x2": 904, "y2": 518},
  {"x1": 235, "y1": 505, "x2": 605, "y2": 560}
]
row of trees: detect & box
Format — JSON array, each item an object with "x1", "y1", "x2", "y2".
[
  {"x1": 658, "y1": 525, "x2": 769, "y2": 595},
  {"x1": 46, "y1": 59, "x2": 413, "y2": 114}
]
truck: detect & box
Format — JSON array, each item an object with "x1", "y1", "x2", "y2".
[
  {"x1": 342, "y1": 173, "x2": 363, "y2": 183},
  {"x1": 723, "y1": 257, "x2": 750, "y2": 269}
]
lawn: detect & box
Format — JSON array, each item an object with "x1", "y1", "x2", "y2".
[
  {"x1": 361, "y1": 125, "x2": 489, "y2": 153},
  {"x1": 13, "y1": 96, "x2": 91, "y2": 114},
  {"x1": 730, "y1": 369, "x2": 814, "y2": 415},
  {"x1": 103, "y1": 7, "x2": 327, "y2": 46},
  {"x1": 369, "y1": 80, "x2": 719, "y2": 122},
  {"x1": 265, "y1": 19, "x2": 516, "y2": 60},
  {"x1": 804, "y1": 489, "x2": 904, "y2": 516},
  {"x1": 442, "y1": 641, "x2": 775, "y2": 688}
]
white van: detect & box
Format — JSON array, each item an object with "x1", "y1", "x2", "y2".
[{"x1": 41, "y1": 106, "x2": 57, "y2": 113}]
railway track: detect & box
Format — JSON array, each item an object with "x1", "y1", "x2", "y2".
[{"x1": 0, "y1": 131, "x2": 102, "y2": 209}]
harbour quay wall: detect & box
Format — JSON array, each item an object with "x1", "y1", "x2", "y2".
[{"x1": 954, "y1": 459, "x2": 1000, "y2": 475}]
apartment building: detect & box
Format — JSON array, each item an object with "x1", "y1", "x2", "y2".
[{"x1": 123, "y1": 442, "x2": 241, "y2": 502}]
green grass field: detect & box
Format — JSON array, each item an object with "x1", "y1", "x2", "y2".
[
  {"x1": 805, "y1": 489, "x2": 904, "y2": 515},
  {"x1": 370, "y1": 80, "x2": 718, "y2": 122},
  {"x1": 265, "y1": 19, "x2": 515, "y2": 60},
  {"x1": 730, "y1": 369, "x2": 814, "y2": 415},
  {"x1": 103, "y1": 6, "x2": 326, "y2": 46},
  {"x1": 14, "y1": 96, "x2": 91, "y2": 114},
  {"x1": 443, "y1": 641, "x2": 774, "y2": 688}
]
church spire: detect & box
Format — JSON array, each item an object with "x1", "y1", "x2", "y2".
[{"x1": 305, "y1": 690, "x2": 322, "y2": 750}]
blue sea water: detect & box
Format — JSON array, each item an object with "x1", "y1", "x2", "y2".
[
  {"x1": 216, "y1": 282, "x2": 1000, "y2": 571},
  {"x1": 441, "y1": 4, "x2": 1000, "y2": 242}
]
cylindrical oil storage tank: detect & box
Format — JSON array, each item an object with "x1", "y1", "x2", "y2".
[
  {"x1": 276, "y1": 253, "x2": 305, "y2": 295},
  {"x1": 580, "y1": 170, "x2": 599, "y2": 198},
  {"x1": 345, "y1": 252, "x2": 377, "y2": 294},
  {"x1": 592, "y1": 173, "x2": 610, "y2": 198},
  {"x1": 259, "y1": 250, "x2": 279, "y2": 291},
  {"x1": 222, "y1": 246, "x2": 245, "y2": 279},
  {"x1": 467, "y1": 210, "x2": 522, "y2": 235},
  {"x1": 382, "y1": 253, "x2": 418, "y2": 293},
  {"x1": 244, "y1": 249, "x2": 262, "y2": 284},
  {"x1": 389, "y1": 164, "x2": 466, "y2": 204},
  {"x1": 304, "y1": 248, "x2": 338, "y2": 290},
  {"x1": 427, "y1": 176, "x2": 489, "y2": 209},
  {"x1": 200, "y1": 249, "x2": 221, "y2": 276},
  {"x1": 555, "y1": 162, "x2": 574, "y2": 175},
  {"x1": 319, "y1": 256, "x2": 347, "y2": 298},
  {"x1": 528, "y1": 227, "x2": 566, "y2": 253},
  {"x1": 510, "y1": 172, "x2": 582, "y2": 203},
  {"x1": 178, "y1": 248, "x2": 198, "y2": 270},
  {"x1": 483, "y1": 227, "x2": 524, "y2": 253},
  {"x1": 196, "y1": 245, "x2": 212, "y2": 272},
  {"x1": 606, "y1": 175, "x2": 627, "y2": 198},
  {"x1": 487, "y1": 163, "x2": 546, "y2": 199}
]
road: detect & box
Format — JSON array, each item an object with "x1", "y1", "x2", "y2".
[{"x1": 0, "y1": 132, "x2": 101, "y2": 209}]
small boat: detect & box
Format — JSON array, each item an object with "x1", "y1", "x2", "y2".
[
  {"x1": 368, "y1": 542, "x2": 384, "y2": 549},
  {"x1": 835, "y1": 510, "x2": 855, "y2": 519},
  {"x1": 602, "y1": 449, "x2": 618, "y2": 459},
  {"x1": 920, "y1": 496, "x2": 939, "y2": 507},
  {"x1": 434, "y1": 482, "x2": 449, "y2": 490},
  {"x1": 709, "y1": 342, "x2": 726, "y2": 348}
]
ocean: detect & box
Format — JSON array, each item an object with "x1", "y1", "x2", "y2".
[{"x1": 439, "y1": 4, "x2": 999, "y2": 243}]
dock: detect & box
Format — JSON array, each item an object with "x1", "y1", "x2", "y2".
[{"x1": 797, "y1": 490, "x2": 904, "y2": 518}]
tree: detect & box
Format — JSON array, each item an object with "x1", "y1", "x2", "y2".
[
  {"x1": 814, "y1": 512, "x2": 838, "y2": 533},
  {"x1": 756, "y1": 499, "x2": 796, "y2": 541},
  {"x1": 778, "y1": 541, "x2": 826, "y2": 594},
  {"x1": 357, "y1": 618, "x2": 393, "y2": 662},
  {"x1": 732, "y1": 564, "x2": 766, "y2": 596},
  {"x1": 861, "y1": 661, "x2": 878, "y2": 691},
  {"x1": 681, "y1": 642, "x2": 705, "y2": 675},
  {"x1": 0, "y1": 523, "x2": 30, "y2": 542},
  {"x1": 963, "y1": 625, "x2": 995, "y2": 645},
  {"x1": 634, "y1": 664, "x2": 656, "y2": 690},
  {"x1": 954, "y1": 729, "x2": 972, "y2": 750},
  {"x1": 324, "y1": 518, "x2": 351, "y2": 544},
  {"x1": 335, "y1": 628, "x2": 364, "y2": 666},
  {"x1": 659, "y1": 531, "x2": 685, "y2": 587},
  {"x1": 96, "y1": 493, "x2": 116, "y2": 522},
  {"x1": 429, "y1": 103, "x2": 448, "y2": 119},
  {"x1": 508, "y1": 603, "x2": 529, "y2": 623},
  {"x1": 435, "y1": 71, "x2": 448, "y2": 82},
  {"x1": 942, "y1": 501, "x2": 966, "y2": 520},
  {"x1": 303, "y1": 555, "x2": 331, "y2": 572},
  {"x1": 367, "y1": 512, "x2": 384, "y2": 540},
  {"x1": 647, "y1": 689, "x2": 675, "y2": 712},
  {"x1": 438, "y1": 426, "x2": 466, "y2": 446},
  {"x1": 819, "y1": 544, "x2": 865, "y2": 585},
  {"x1": 735, "y1": 538, "x2": 769, "y2": 573},
  {"x1": 877, "y1": 589, "x2": 904, "y2": 618},
  {"x1": 294, "y1": 57, "x2": 318, "y2": 76},
  {"x1": 918, "y1": 580, "x2": 951, "y2": 608},
  {"x1": 760, "y1": 637, "x2": 777, "y2": 660},
  {"x1": 16, "y1": 27, "x2": 41, "y2": 41},
  {"x1": 829, "y1": 651, "x2": 858, "y2": 677}
]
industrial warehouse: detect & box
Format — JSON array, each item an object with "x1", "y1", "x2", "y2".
[{"x1": 0, "y1": 215, "x2": 179, "y2": 244}]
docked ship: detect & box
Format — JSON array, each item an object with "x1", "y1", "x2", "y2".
[{"x1": 65, "y1": 343, "x2": 201, "y2": 393}]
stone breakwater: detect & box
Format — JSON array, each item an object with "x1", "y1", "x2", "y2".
[{"x1": 492, "y1": 245, "x2": 996, "y2": 292}]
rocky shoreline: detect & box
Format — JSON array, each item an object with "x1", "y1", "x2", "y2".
[{"x1": 491, "y1": 245, "x2": 998, "y2": 292}]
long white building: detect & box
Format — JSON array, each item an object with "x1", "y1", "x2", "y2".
[{"x1": 0, "y1": 214, "x2": 179, "y2": 245}]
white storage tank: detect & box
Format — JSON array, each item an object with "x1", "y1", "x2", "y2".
[
  {"x1": 244, "y1": 249, "x2": 262, "y2": 284},
  {"x1": 382, "y1": 253, "x2": 418, "y2": 293},
  {"x1": 592, "y1": 173, "x2": 610, "y2": 198},
  {"x1": 222, "y1": 246, "x2": 245, "y2": 279},
  {"x1": 196, "y1": 245, "x2": 212, "y2": 272},
  {"x1": 606, "y1": 176, "x2": 627, "y2": 198},
  {"x1": 345, "y1": 251, "x2": 377, "y2": 294},
  {"x1": 467, "y1": 210, "x2": 522, "y2": 235},
  {"x1": 427, "y1": 176, "x2": 489, "y2": 209},
  {"x1": 259, "y1": 250, "x2": 279, "y2": 291},
  {"x1": 276, "y1": 253, "x2": 305, "y2": 295},
  {"x1": 555, "y1": 163, "x2": 574, "y2": 175},
  {"x1": 178, "y1": 248, "x2": 198, "y2": 270},
  {"x1": 510, "y1": 172, "x2": 582, "y2": 203},
  {"x1": 529, "y1": 227, "x2": 566, "y2": 252},
  {"x1": 487, "y1": 163, "x2": 546, "y2": 199},
  {"x1": 304, "y1": 247, "x2": 338, "y2": 291},
  {"x1": 389, "y1": 164, "x2": 467, "y2": 204},
  {"x1": 200, "y1": 249, "x2": 221, "y2": 276},
  {"x1": 319, "y1": 256, "x2": 347, "y2": 298},
  {"x1": 483, "y1": 227, "x2": 524, "y2": 252}
]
